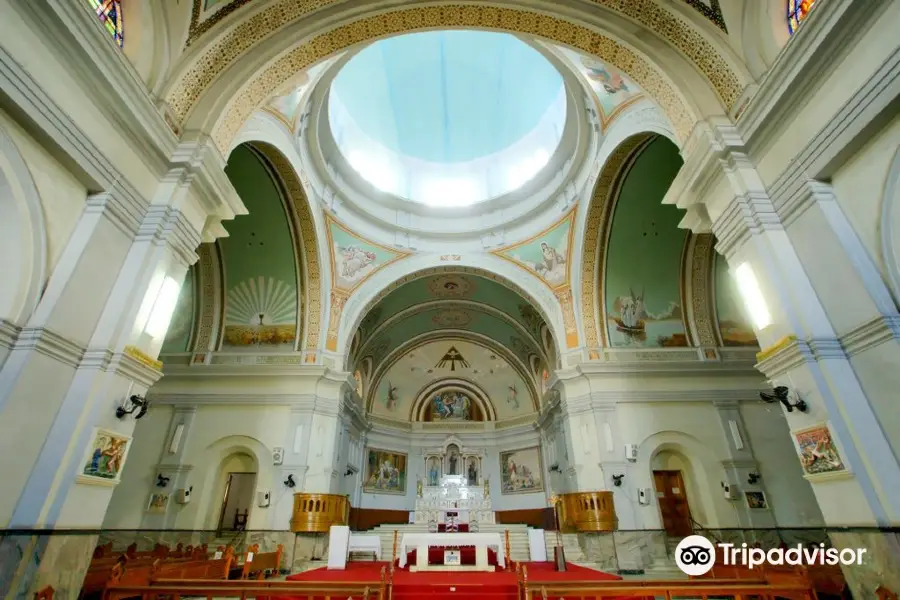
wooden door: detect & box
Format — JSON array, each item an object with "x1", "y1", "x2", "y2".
[{"x1": 653, "y1": 470, "x2": 693, "y2": 536}]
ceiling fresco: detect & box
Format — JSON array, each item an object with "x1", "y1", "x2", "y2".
[
  {"x1": 327, "y1": 215, "x2": 411, "y2": 292},
  {"x1": 360, "y1": 304, "x2": 540, "y2": 369},
  {"x1": 369, "y1": 339, "x2": 536, "y2": 423},
  {"x1": 493, "y1": 210, "x2": 574, "y2": 290},
  {"x1": 354, "y1": 273, "x2": 549, "y2": 361},
  {"x1": 219, "y1": 145, "x2": 299, "y2": 351},
  {"x1": 604, "y1": 137, "x2": 689, "y2": 348},
  {"x1": 553, "y1": 46, "x2": 647, "y2": 130}
]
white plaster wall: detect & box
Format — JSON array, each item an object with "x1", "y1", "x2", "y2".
[
  {"x1": 785, "y1": 203, "x2": 881, "y2": 335},
  {"x1": 755, "y1": 0, "x2": 900, "y2": 188},
  {"x1": 104, "y1": 404, "x2": 291, "y2": 531},
  {"x1": 620, "y1": 403, "x2": 741, "y2": 530},
  {"x1": 739, "y1": 403, "x2": 825, "y2": 527},
  {"x1": 850, "y1": 344, "x2": 900, "y2": 462},
  {"x1": 831, "y1": 113, "x2": 900, "y2": 281},
  {"x1": 0, "y1": 107, "x2": 85, "y2": 281},
  {"x1": 104, "y1": 405, "x2": 174, "y2": 528}
]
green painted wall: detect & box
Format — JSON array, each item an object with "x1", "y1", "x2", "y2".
[
  {"x1": 161, "y1": 265, "x2": 195, "y2": 353},
  {"x1": 220, "y1": 145, "x2": 299, "y2": 350},
  {"x1": 714, "y1": 253, "x2": 758, "y2": 346},
  {"x1": 604, "y1": 137, "x2": 688, "y2": 347}
]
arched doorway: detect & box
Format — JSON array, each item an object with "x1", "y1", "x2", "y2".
[{"x1": 213, "y1": 452, "x2": 258, "y2": 534}]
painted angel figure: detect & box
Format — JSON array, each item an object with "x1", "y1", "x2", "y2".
[{"x1": 533, "y1": 241, "x2": 567, "y2": 285}]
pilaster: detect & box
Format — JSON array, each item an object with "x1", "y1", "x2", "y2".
[{"x1": 671, "y1": 120, "x2": 900, "y2": 527}]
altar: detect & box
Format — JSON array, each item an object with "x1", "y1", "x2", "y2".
[
  {"x1": 399, "y1": 532, "x2": 505, "y2": 572},
  {"x1": 415, "y1": 438, "x2": 495, "y2": 527}
]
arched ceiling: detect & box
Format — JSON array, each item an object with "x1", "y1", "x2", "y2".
[{"x1": 354, "y1": 272, "x2": 551, "y2": 375}]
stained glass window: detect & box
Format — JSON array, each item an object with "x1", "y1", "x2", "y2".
[
  {"x1": 787, "y1": 0, "x2": 817, "y2": 34},
  {"x1": 89, "y1": 0, "x2": 123, "y2": 47}
]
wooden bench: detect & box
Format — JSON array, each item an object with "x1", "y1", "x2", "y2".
[
  {"x1": 521, "y1": 581, "x2": 817, "y2": 600},
  {"x1": 103, "y1": 582, "x2": 384, "y2": 600},
  {"x1": 700, "y1": 555, "x2": 847, "y2": 598},
  {"x1": 238, "y1": 544, "x2": 284, "y2": 580}
]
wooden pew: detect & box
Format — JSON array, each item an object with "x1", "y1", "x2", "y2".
[
  {"x1": 100, "y1": 552, "x2": 235, "y2": 600},
  {"x1": 35, "y1": 586, "x2": 54, "y2": 600},
  {"x1": 521, "y1": 581, "x2": 817, "y2": 600},
  {"x1": 239, "y1": 543, "x2": 284, "y2": 580},
  {"x1": 92, "y1": 543, "x2": 112, "y2": 559},
  {"x1": 104, "y1": 581, "x2": 385, "y2": 600}
]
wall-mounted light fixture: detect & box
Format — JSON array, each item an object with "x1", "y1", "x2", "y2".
[
  {"x1": 747, "y1": 472, "x2": 761, "y2": 485},
  {"x1": 116, "y1": 394, "x2": 150, "y2": 420},
  {"x1": 760, "y1": 386, "x2": 808, "y2": 412},
  {"x1": 283, "y1": 474, "x2": 296, "y2": 488},
  {"x1": 156, "y1": 474, "x2": 170, "y2": 488},
  {"x1": 549, "y1": 464, "x2": 561, "y2": 473},
  {"x1": 612, "y1": 474, "x2": 625, "y2": 487}
]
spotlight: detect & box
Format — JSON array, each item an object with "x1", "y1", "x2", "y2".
[
  {"x1": 284, "y1": 474, "x2": 296, "y2": 488},
  {"x1": 612, "y1": 474, "x2": 625, "y2": 487},
  {"x1": 116, "y1": 394, "x2": 150, "y2": 419},
  {"x1": 156, "y1": 474, "x2": 170, "y2": 488},
  {"x1": 748, "y1": 472, "x2": 760, "y2": 485},
  {"x1": 760, "y1": 386, "x2": 807, "y2": 412}
]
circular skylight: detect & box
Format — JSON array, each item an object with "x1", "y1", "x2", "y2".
[{"x1": 328, "y1": 31, "x2": 566, "y2": 207}]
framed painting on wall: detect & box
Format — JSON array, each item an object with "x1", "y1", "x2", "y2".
[
  {"x1": 77, "y1": 428, "x2": 132, "y2": 486},
  {"x1": 792, "y1": 422, "x2": 848, "y2": 481},
  {"x1": 500, "y1": 446, "x2": 544, "y2": 495},
  {"x1": 147, "y1": 493, "x2": 169, "y2": 513},
  {"x1": 363, "y1": 448, "x2": 408, "y2": 495},
  {"x1": 745, "y1": 490, "x2": 768, "y2": 510}
]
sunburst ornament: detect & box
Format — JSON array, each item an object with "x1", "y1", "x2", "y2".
[
  {"x1": 223, "y1": 277, "x2": 298, "y2": 347},
  {"x1": 226, "y1": 277, "x2": 297, "y2": 325}
]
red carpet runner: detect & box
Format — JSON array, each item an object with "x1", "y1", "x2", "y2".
[{"x1": 285, "y1": 560, "x2": 635, "y2": 600}]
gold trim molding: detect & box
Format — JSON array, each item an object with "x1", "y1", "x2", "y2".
[
  {"x1": 124, "y1": 345, "x2": 163, "y2": 371},
  {"x1": 169, "y1": 1, "x2": 743, "y2": 148},
  {"x1": 580, "y1": 134, "x2": 654, "y2": 350},
  {"x1": 250, "y1": 143, "x2": 324, "y2": 351},
  {"x1": 203, "y1": 5, "x2": 724, "y2": 152},
  {"x1": 756, "y1": 335, "x2": 797, "y2": 362}
]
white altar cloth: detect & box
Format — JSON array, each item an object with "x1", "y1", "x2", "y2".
[
  {"x1": 348, "y1": 533, "x2": 382, "y2": 559},
  {"x1": 398, "y1": 532, "x2": 505, "y2": 568}
]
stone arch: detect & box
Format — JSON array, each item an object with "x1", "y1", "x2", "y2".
[
  {"x1": 640, "y1": 430, "x2": 733, "y2": 529},
  {"x1": 162, "y1": 2, "x2": 751, "y2": 153},
  {"x1": 195, "y1": 435, "x2": 272, "y2": 531},
  {"x1": 0, "y1": 126, "x2": 47, "y2": 326},
  {"x1": 740, "y1": 0, "x2": 792, "y2": 78},
  {"x1": 575, "y1": 133, "x2": 657, "y2": 350},
  {"x1": 337, "y1": 258, "x2": 565, "y2": 368},
  {"x1": 881, "y1": 146, "x2": 900, "y2": 305},
  {"x1": 237, "y1": 141, "x2": 326, "y2": 353}
]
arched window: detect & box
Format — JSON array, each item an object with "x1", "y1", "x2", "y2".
[
  {"x1": 89, "y1": 0, "x2": 123, "y2": 47},
  {"x1": 787, "y1": 0, "x2": 817, "y2": 34}
]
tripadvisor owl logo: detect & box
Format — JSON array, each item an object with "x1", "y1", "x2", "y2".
[{"x1": 675, "y1": 535, "x2": 716, "y2": 576}]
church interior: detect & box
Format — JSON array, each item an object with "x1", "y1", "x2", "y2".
[{"x1": 1, "y1": 0, "x2": 899, "y2": 598}]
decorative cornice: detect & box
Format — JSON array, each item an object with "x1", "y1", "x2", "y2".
[
  {"x1": 84, "y1": 191, "x2": 145, "y2": 239},
  {"x1": 840, "y1": 315, "x2": 900, "y2": 357},
  {"x1": 11, "y1": 327, "x2": 86, "y2": 369},
  {"x1": 0, "y1": 319, "x2": 21, "y2": 351},
  {"x1": 109, "y1": 349, "x2": 165, "y2": 388},
  {"x1": 756, "y1": 335, "x2": 797, "y2": 363},
  {"x1": 721, "y1": 458, "x2": 759, "y2": 470},
  {"x1": 123, "y1": 346, "x2": 163, "y2": 371},
  {"x1": 135, "y1": 206, "x2": 202, "y2": 268}
]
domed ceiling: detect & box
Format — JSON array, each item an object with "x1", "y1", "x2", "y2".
[{"x1": 328, "y1": 30, "x2": 566, "y2": 207}]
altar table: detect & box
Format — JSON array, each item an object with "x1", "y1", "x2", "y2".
[{"x1": 398, "y1": 532, "x2": 504, "y2": 571}]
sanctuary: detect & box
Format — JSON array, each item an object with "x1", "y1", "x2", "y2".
[{"x1": 1, "y1": 1, "x2": 899, "y2": 599}]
